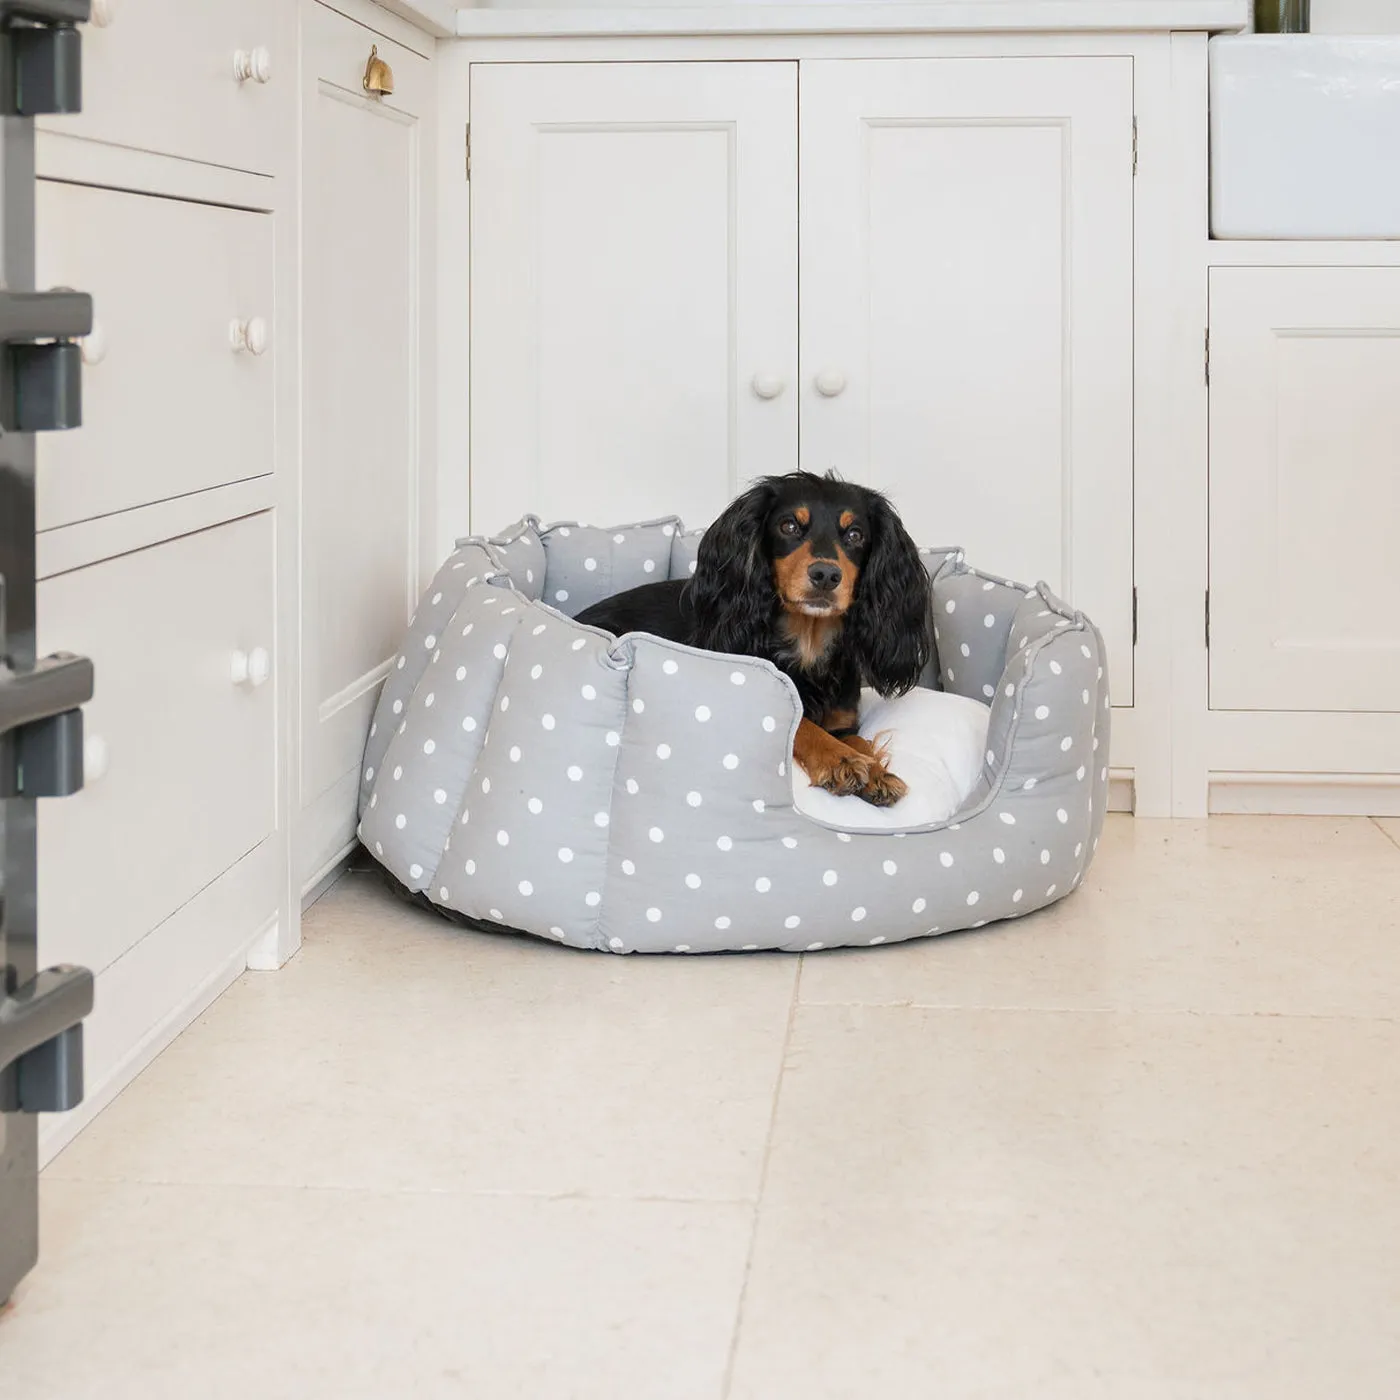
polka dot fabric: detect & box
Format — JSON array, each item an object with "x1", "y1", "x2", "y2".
[
  {"x1": 667, "y1": 526, "x2": 705, "y2": 580},
  {"x1": 916, "y1": 546, "x2": 962, "y2": 689},
  {"x1": 481, "y1": 521, "x2": 547, "y2": 602},
  {"x1": 358, "y1": 517, "x2": 1111, "y2": 953},
  {"x1": 932, "y1": 563, "x2": 1022, "y2": 700},
  {"x1": 539, "y1": 516, "x2": 681, "y2": 618}
]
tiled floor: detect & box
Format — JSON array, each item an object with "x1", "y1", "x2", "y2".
[{"x1": 6, "y1": 815, "x2": 1400, "y2": 1398}]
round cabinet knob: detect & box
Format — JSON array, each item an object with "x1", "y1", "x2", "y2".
[
  {"x1": 83, "y1": 734, "x2": 109, "y2": 783},
  {"x1": 750, "y1": 374, "x2": 785, "y2": 401},
  {"x1": 814, "y1": 369, "x2": 847, "y2": 398},
  {"x1": 233, "y1": 46, "x2": 272, "y2": 84},
  {"x1": 89, "y1": 0, "x2": 114, "y2": 27},
  {"x1": 231, "y1": 648, "x2": 271, "y2": 687},
  {"x1": 80, "y1": 323, "x2": 107, "y2": 365},
  {"x1": 228, "y1": 316, "x2": 269, "y2": 356}
]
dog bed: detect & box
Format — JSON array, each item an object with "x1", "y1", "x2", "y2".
[{"x1": 357, "y1": 514, "x2": 1111, "y2": 953}]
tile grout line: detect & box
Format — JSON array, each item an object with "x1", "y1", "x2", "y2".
[
  {"x1": 1373, "y1": 815, "x2": 1400, "y2": 854},
  {"x1": 719, "y1": 953, "x2": 804, "y2": 1400},
  {"x1": 38, "y1": 1176, "x2": 761, "y2": 1205},
  {"x1": 793, "y1": 999, "x2": 1400, "y2": 1023}
]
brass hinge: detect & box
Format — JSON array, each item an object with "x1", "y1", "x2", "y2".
[
  {"x1": 1132, "y1": 116, "x2": 1138, "y2": 176},
  {"x1": 1204, "y1": 590, "x2": 1211, "y2": 649},
  {"x1": 465, "y1": 122, "x2": 471, "y2": 180},
  {"x1": 1204, "y1": 327, "x2": 1211, "y2": 385},
  {"x1": 1131, "y1": 586, "x2": 1138, "y2": 646}
]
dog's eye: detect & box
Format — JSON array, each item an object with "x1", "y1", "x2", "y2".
[
  {"x1": 844, "y1": 526, "x2": 865, "y2": 547},
  {"x1": 778, "y1": 517, "x2": 801, "y2": 537}
]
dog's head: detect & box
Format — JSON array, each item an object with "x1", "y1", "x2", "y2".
[
  {"x1": 764, "y1": 472, "x2": 871, "y2": 620},
  {"x1": 690, "y1": 471, "x2": 932, "y2": 695}
]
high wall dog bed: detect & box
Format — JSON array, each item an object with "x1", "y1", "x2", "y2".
[{"x1": 357, "y1": 514, "x2": 1110, "y2": 954}]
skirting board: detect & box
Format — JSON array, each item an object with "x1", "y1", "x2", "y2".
[
  {"x1": 1209, "y1": 772, "x2": 1400, "y2": 817},
  {"x1": 38, "y1": 843, "x2": 278, "y2": 1168},
  {"x1": 39, "y1": 918, "x2": 274, "y2": 1169},
  {"x1": 301, "y1": 839, "x2": 359, "y2": 912},
  {"x1": 299, "y1": 767, "x2": 362, "y2": 899},
  {"x1": 39, "y1": 931, "x2": 263, "y2": 1168},
  {"x1": 1108, "y1": 769, "x2": 1134, "y2": 813}
]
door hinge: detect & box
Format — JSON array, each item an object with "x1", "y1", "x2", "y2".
[
  {"x1": 1204, "y1": 327, "x2": 1211, "y2": 385},
  {"x1": 464, "y1": 122, "x2": 471, "y2": 180},
  {"x1": 1132, "y1": 116, "x2": 1138, "y2": 176},
  {"x1": 1204, "y1": 590, "x2": 1211, "y2": 649},
  {"x1": 1131, "y1": 586, "x2": 1138, "y2": 646}
]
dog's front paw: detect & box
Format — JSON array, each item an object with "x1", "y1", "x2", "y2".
[
  {"x1": 815, "y1": 752, "x2": 875, "y2": 798},
  {"x1": 859, "y1": 766, "x2": 907, "y2": 807}
]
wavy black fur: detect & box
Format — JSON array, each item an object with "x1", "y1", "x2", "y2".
[{"x1": 576, "y1": 471, "x2": 932, "y2": 727}]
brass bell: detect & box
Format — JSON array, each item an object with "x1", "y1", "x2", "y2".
[{"x1": 362, "y1": 44, "x2": 394, "y2": 97}]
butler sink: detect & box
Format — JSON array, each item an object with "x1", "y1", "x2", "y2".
[{"x1": 1211, "y1": 35, "x2": 1400, "y2": 239}]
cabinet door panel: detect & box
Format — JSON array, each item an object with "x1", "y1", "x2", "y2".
[
  {"x1": 36, "y1": 182, "x2": 273, "y2": 529},
  {"x1": 301, "y1": 4, "x2": 430, "y2": 821},
  {"x1": 1209, "y1": 267, "x2": 1400, "y2": 713},
  {"x1": 38, "y1": 515, "x2": 276, "y2": 976},
  {"x1": 39, "y1": 0, "x2": 280, "y2": 176},
  {"x1": 470, "y1": 61, "x2": 798, "y2": 533},
  {"x1": 801, "y1": 57, "x2": 1134, "y2": 702}
]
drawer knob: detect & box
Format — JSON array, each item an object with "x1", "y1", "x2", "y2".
[
  {"x1": 751, "y1": 373, "x2": 785, "y2": 401},
  {"x1": 80, "y1": 323, "x2": 107, "y2": 365},
  {"x1": 233, "y1": 46, "x2": 272, "y2": 85},
  {"x1": 83, "y1": 734, "x2": 109, "y2": 784},
  {"x1": 89, "y1": 0, "x2": 114, "y2": 27},
  {"x1": 231, "y1": 648, "x2": 271, "y2": 687},
  {"x1": 229, "y1": 316, "x2": 269, "y2": 357},
  {"x1": 814, "y1": 369, "x2": 847, "y2": 398}
]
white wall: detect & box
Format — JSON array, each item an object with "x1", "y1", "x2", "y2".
[{"x1": 1311, "y1": 0, "x2": 1400, "y2": 32}]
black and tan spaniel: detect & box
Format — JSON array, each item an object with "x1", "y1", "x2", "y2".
[{"x1": 576, "y1": 472, "x2": 932, "y2": 805}]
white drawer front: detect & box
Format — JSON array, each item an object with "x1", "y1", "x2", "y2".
[
  {"x1": 37, "y1": 181, "x2": 274, "y2": 530},
  {"x1": 38, "y1": 512, "x2": 277, "y2": 976},
  {"x1": 43, "y1": 0, "x2": 280, "y2": 176}
]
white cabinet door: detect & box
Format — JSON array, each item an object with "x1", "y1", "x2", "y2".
[
  {"x1": 470, "y1": 61, "x2": 798, "y2": 534},
  {"x1": 301, "y1": 4, "x2": 431, "y2": 833},
  {"x1": 37, "y1": 182, "x2": 274, "y2": 530},
  {"x1": 43, "y1": 0, "x2": 281, "y2": 176},
  {"x1": 38, "y1": 514, "x2": 276, "y2": 977},
  {"x1": 1209, "y1": 267, "x2": 1400, "y2": 713},
  {"x1": 800, "y1": 58, "x2": 1135, "y2": 703}
]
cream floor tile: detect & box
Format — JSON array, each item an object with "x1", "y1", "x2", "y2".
[
  {"x1": 4, "y1": 1178, "x2": 749, "y2": 1400},
  {"x1": 46, "y1": 874, "x2": 797, "y2": 1201},
  {"x1": 728, "y1": 1003, "x2": 1400, "y2": 1400},
  {"x1": 799, "y1": 815, "x2": 1400, "y2": 1017},
  {"x1": 1377, "y1": 817, "x2": 1400, "y2": 851}
]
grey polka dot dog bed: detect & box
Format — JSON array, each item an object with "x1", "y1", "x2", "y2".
[{"x1": 357, "y1": 514, "x2": 1111, "y2": 954}]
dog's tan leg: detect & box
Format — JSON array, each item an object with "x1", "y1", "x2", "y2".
[
  {"x1": 793, "y1": 719, "x2": 907, "y2": 807},
  {"x1": 793, "y1": 718, "x2": 875, "y2": 798}
]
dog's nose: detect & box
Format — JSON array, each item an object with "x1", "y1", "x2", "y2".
[{"x1": 807, "y1": 561, "x2": 842, "y2": 592}]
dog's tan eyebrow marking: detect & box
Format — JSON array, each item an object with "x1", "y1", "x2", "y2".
[
  {"x1": 794, "y1": 507, "x2": 810, "y2": 526},
  {"x1": 839, "y1": 510, "x2": 855, "y2": 529}
]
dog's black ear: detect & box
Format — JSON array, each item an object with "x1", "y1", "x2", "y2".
[
  {"x1": 689, "y1": 479, "x2": 779, "y2": 655},
  {"x1": 849, "y1": 491, "x2": 931, "y2": 696}
]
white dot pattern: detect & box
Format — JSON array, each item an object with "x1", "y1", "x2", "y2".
[{"x1": 360, "y1": 537, "x2": 1107, "y2": 954}]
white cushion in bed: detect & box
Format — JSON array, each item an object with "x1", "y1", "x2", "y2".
[{"x1": 791, "y1": 687, "x2": 991, "y2": 831}]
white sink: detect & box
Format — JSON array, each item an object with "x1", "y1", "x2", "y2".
[{"x1": 1211, "y1": 35, "x2": 1400, "y2": 239}]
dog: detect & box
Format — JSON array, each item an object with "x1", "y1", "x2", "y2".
[{"x1": 575, "y1": 472, "x2": 931, "y2": 805}]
